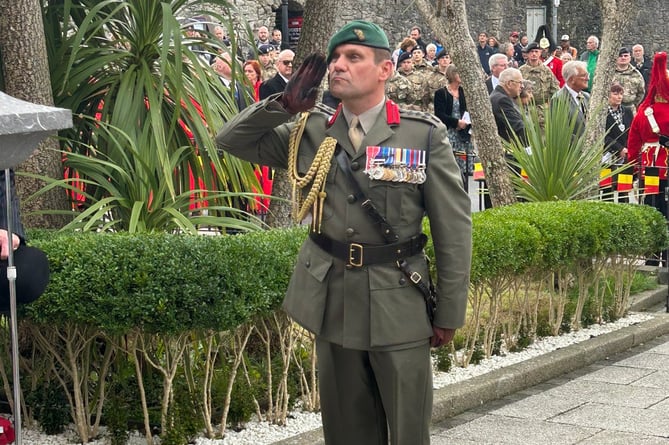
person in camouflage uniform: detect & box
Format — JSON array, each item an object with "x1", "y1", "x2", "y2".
[
  {"x1": 519, "y1": 42, "x2": 559, "y2": 105},
  {"x1": 396, "y1": 52, "x2": 430, "y2": 111},
  {"x1": 411, "y1": 46, "x2": 431, "y2": 73},
  {"x1": 519, "y1": 42, "x2": 558, "y2": 126},
  {"x1": 612, "y1": 47, "x2": 646, "y2": 109},
  {"x1": 386, "y1": 68, "x2": 415, "y2": 108},
  {"x1": 258, "y1": 44, "x2": 277, "y2": 81},
  {"x1": 426, "y1": 49, "x2": 452, "y2": 107}
]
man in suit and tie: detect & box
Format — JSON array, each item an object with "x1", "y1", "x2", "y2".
[
  {"x1": 551, "y1": 60, "x2": 590, "y2": 137},
  {"x1": 490, "y1": 67, "x2": 527, "y2": 143},
  {"x1": 259, "y1": 49, "x2": 294, "y2": 99},
  {"x1": 486, "y1": 53, "x2": 510, "y2": 94}
]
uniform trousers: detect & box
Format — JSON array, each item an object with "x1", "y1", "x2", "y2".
[{"x1": 316, "y1": 338, "x2": 432, "y2": 445}]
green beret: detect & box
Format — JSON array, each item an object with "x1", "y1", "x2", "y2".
[{"x1": 326, "y1": 20, "x2": 391, "y2": 63}]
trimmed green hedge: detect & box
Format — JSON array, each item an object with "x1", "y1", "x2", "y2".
[
  {"x1": 425, "y1": 201, "x2": 667, "y2": 283},
  {"x1": 25, "y1": 201, "x2": 667, "y2": 334},
  {"x1": 27, "y1": 228, "x2": 304, "y2": 334}
]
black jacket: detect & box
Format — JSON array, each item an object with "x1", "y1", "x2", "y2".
[
  {"x1": 259, "y1": 73, "x2": 287, "y2": 100},
  {"x1": 632, "y1": 56, "x2": 652, "y2": 87},
  {"x1": 605, "y1": 105, "x2": 634, "y2": 156},
  {"x1": 490, "y1": 85, "x2": 526, "y2": 144},
  {"x1": 434, "y1": 86, "x2": 471, "y2": 140}
]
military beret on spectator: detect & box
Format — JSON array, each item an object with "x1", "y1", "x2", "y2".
[
  {"x1": 258, "y1": 44, "x2": 273, "y2": 55},
  {"x1": 411, "y1": 45, "x2": 424, "y2": 53},
  {"x1": 326, "y1": 20, "x2": 391, "y2": 63},
  {"x1": 396, "y1": 51, "x2": 412, "y2": 67},
  {"x1": 618, "y1": 47, "x2": 631, "y2": 56},
  {"x1": 436, "y1": 49, "x2": 449, "y2": 59},
  {"x1": 525, "y1": 42, "x2": 540, "y2": 52}
]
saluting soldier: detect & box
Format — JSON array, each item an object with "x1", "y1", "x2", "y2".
[{"x1": 216, "y1": 20, "x2": 471, "y2": 445}]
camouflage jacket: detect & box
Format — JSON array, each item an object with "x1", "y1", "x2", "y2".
[
  {"x1": 612, "y1": 65, "x2": 646, "y2": 107},
  {"x1": 426, "y1": 68, "x2": 449, "y2": 98},
  {"x1": 397, "y1": 69, "x2": 430, "y2": 112},
  {"x1": 520, "y1": 63, "x2": 559, "y2": 105},
  {"x1": 262, "y1": 65, "x2": 277, "y2": 82}
]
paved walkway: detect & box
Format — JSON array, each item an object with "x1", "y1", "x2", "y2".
[
  {"x1": 275, "y1": 288, "x2": 669, "y2": 445},
  {"x1": 431, "y1": 330, "x2": 669, "y2": 444}
]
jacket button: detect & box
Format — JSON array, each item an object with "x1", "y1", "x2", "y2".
[
  {"x1": 399, "y1": 277, "x2": 407, "y2": 285},
  {"x1": 347, "y1": 194, "x2": 356, "y2": 203},
  {"x1": 345, "y1": 228, "x2": 355, "y2": 237},
  {"x1": 305, "y1": 260, "x2": 311, "y2": 268},
  {"x1": 351, "y1": 161, "x2": 360, "y2": 171},
  {"x1": 345, "y1": 264, "x2": 353, "y2": 270}
]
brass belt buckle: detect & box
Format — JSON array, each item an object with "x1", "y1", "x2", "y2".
[{"x1": 349, "y1": 243, "x2": 364, "y2": 267}]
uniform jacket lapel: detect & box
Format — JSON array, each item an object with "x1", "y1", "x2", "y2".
[
  {"x1": 364, "y1": 112, "x2": 395, "y2": 157},
  {"x1": 325, "y1": 114, "x2": 356, "y2": 156}
]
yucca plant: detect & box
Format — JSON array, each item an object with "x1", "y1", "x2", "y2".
[
  {"x1": 39, "y1": 0, "x2": 263, "y2": 233},
  {"x1": 504, "y1": 95, "x2": 628, "y2": 202}
]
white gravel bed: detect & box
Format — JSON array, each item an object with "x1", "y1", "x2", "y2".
[{"x1": 19, "y1": 312, "x2": 654, "y2": 445}]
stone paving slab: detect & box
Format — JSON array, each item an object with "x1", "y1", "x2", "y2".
[
  {"x1": 635, "y1": 370, "x2": 669, "y2": 389},
  {"x1": 578, "y1": 430, "x2": 669, "y2": 445},
  {"x1": 431, "y1": 415, "x2": 600, "y2": 445},
  {"x1": 613, "y1": 351, "x2": 669, "y2": 369},
  {"x1": 544, "y1": 379, "x2": 669, "y2": 408},
  {"x1": 550, "y1": 402, "x2": 669, "y2": 437},
  {"x1": 573, "y1": 363, "x2": 655, "y2": 384},
  {"x1": 489, "y1": 391, "x2": 584, "y2": 420}
]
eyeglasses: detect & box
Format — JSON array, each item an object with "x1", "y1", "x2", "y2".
[
  {"x1": 508, "y1": 79, "x2": 523, "y2": 85},
  {"x1": 282, "y1": 60, "x2": 293, "y2": 66}
]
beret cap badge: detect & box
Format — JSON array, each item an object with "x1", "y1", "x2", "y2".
[{"x1": 326, "y1": 20, "x2": 390, "y2": 63}]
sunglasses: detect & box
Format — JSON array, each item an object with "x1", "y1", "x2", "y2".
[{"x1": 282, "y1": 60, "x2": 293, "y2": 66}]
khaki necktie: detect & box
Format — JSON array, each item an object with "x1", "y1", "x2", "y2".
[{"x1": 348, "y1": 115, "x2": 364, "y2": 151}]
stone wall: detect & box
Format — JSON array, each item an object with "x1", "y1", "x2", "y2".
[{"x1": 193, "y1": 0, "x2": 667, "y2": 58}]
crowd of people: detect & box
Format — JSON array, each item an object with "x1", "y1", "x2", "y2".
[{"x1": 201, "y1": 20, "x2": 667, "y2": 236}]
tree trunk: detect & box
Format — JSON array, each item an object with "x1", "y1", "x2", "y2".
[
  {"x1": 415, "y1": 0, "x2": 516, "y2": 207},
  {"x1": 266, "y1": 0, "x2": 341, "y2": 228},
  {"x1": 0, "y1": 0, "x2": 70, "y2": 229},
  {"x1": 584, "y1": 0, "x2": 636, "y2": 149}
]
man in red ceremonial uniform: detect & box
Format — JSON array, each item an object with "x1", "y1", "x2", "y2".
[{"x1": 627, "y1": 51, "x2": 669, "y2": 265}]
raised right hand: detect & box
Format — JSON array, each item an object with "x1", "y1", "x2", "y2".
[{"x1": 281, "y1": 52, "x2": 328, "y2": 114}]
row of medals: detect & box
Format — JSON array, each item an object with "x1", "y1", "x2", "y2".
[{"x1": 364, "y1": 146, "x2": 427, "y2": 184}]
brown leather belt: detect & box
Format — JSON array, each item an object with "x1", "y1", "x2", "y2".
[{"x1": 309, "y1": 233, "x2": 427, "y2": 267}]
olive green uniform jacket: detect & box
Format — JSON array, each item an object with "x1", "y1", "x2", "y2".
[{"x1": 216, "y1": 95, "x2": 471, "y2": 351}]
